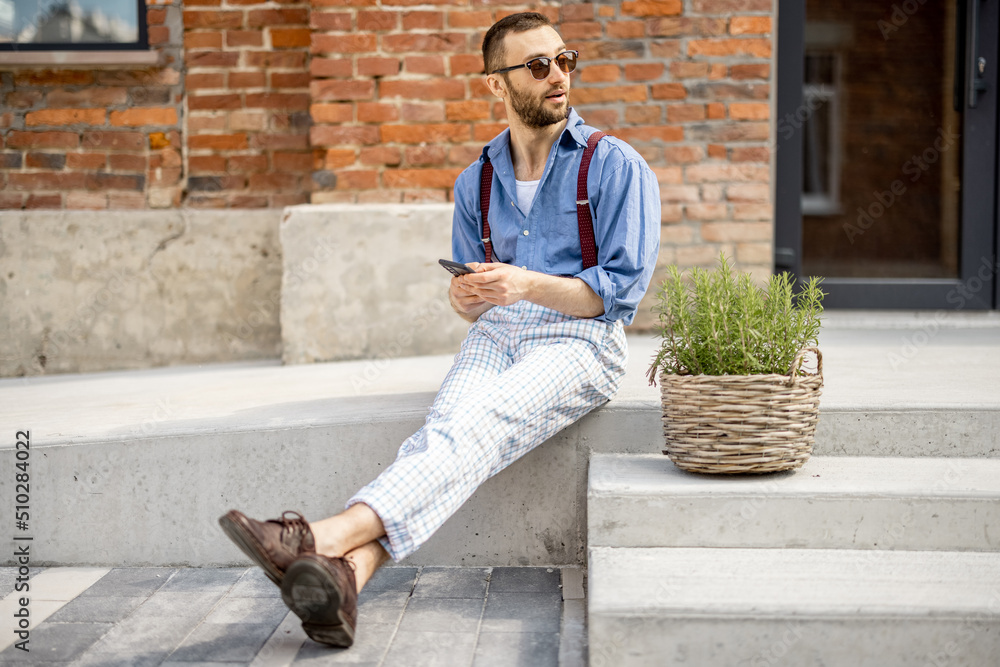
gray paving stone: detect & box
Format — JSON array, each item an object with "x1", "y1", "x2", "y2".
[
  {"x1": 480, "y1": 592, "x2": 562, "y2": 634},
  {"x1": 382, "y1": 630, "x2": 477, "y2": 667},
  {"x1": 412, "y1": 567, "x2": 490, "y2": 599},
  {"x1": 137, "y1": 591, "x2": 229, "y2": 618},
  {"x1": 293, "y1": 622, "x2": 395, "y2": 665},
  {"x1": 161, "y1": 662, "x2": 248, "y2": 666},
  {"x1": 0, "y1": 567, "x2": 43, "y2": 598},
  {"x1": 472, "y1": 631, "x2": 560, "y2": 667},
  {"x1": 160, "y1": 567, "x2": 244, "y2": 593},
  {"x1": 203, "y1": 595, "x2": 288, "y2": 626},
  {"x1": 167, "y1": 622, "x2": 276, "y2": 662},
  {"x1": 397, "y1": 597, "x2": 484, "y2": 634},
  {"x1": 487, "y1": 567, "x2": 561, "y2": 594},
  {"x1": 77, "y1": 568, "x2": 175, "y2": 598},
  {"x1": 357, "y1": 590, "x2": 410, "y2": 626},
  {"x1": 227, "y1": 567, "x2": 280, "y2": 598},
  {"x1": 47, "y1": 595, "x2": 146, "y2": 624},
  {"x1": 0, "y1": 621, "x2": 112, "y2": 662},
  {"x1": 70, "y1": 650, "x2": 169, "y2": 667},
  {"x1": 85, "y1": 609, "x2": 207, "y2": 655},
  {"x1": 363, "y1": 567, "x2": 418, "y2": 592}
]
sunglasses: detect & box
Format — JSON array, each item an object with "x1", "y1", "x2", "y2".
[{"x1": 491, "y1": 50, "x2": 579, "y2": 80}]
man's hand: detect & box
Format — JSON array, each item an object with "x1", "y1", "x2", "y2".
[
  {"x1": 459, "y1": 262, "x2": 605, "y2": 319},
  {"x1": 460, "y1": 263, "x2": 533, "y2": 307},
  {"x1": 449, "y1": 262, "x2": 494, "y2": 322}
]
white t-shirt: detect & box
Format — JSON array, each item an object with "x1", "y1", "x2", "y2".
[{"x1": 515, "y1": 179, "x2": 540, "y2": 216}]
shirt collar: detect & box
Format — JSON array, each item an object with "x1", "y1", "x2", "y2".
[{"x1": 484, "y1": 107, "x2": 588, "y2": 162}]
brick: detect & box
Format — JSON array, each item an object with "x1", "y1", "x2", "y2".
[
  {"x1": 187, "y1": 73, "x2": 226, "y2": 90},
  {"x1": 403, "y1": 11, "x2": 444, "y2": 30},
  {"x1": 188, "y1": 52, "x2": 240, "y2": 68},
  {"x1": 186, "y1": 30, "x2": 223, "y2": 49},
  {"x1": 660, "y1": 224, "x2": 694, "y2": 244},
  {"x1": 335, "y1": 169, "x2": 378, "y2": 190},
  {"x1": 736, "y1": 241, "x2": 771, "y2": 265},
  {"x1": 14, "y1": 70, "x2": 93, "y2": 86},
  {"x1": 381, "y1": 80, "x2": 465, "y2": 100},
  {"x1": 67, "y1": 153, "x2": 107, "y2": 169},
  {"x1": 625, "y1": 63, "x2": 664, "y2": 81},
  {"x1": 702, "y1": 184, "x2": 724, "y2": 202},
  {"x1": 10, "y1": 172, "x2": 87, "y2": 190},
  {"x1": 708, "y1": 143, "x2": 727, "y2": 159},
  {"x1": 650, "y1": 17, "x2": 727, "y2": 37},
  {"x1": 66, "y1": 192, "x2": 107, "y2": 209},
  {"x1": 271, "y1": 72, "x2": 312, "y2": 88},
  {"x1": 358, "y1": 57, "x2": 400, "y2": 77},
  {"x1": 670, "y1": 62, "x2": 710, "y2": 79},
  {"x1": 229, "y1": 111, "x2": 267, "y2": 131},
  {"x1": 248, "y1": 8, "x2": 309, "y2": 26},
  {"x1": 231, "y1": 195, "x2": 270, "y2": 207},
  {"x1": 26, "y1": 109, "x2": 105, "y2": 126},
  {"x1": 359, "y1": 146, "x2": 398, "y2": 166},
  {"x1": 606, "y1": 20, "x2": 645, "y2": 39},
  {"x1": 311, "y1": 11, "x2": 352, "y2": 31},
  {"x1": 733, "y1": 203, "x2": 771, "y2": 220},
  {"x1": 0, "y1": 193, "x2": 23, "y2": 209},
  {"x1": 311, "y1": 80, "x2": 374, "y2": 101},
  {"x1": 310, "y1": 125, "x2": 380, "y2": 146},
  {"x1": 691, "y1": 122, "x2": 770, "y2": 143},
  {"x1": 358, "y1": 9, "x2": 398, "y2": 30},
  {"x1": 468, "y1": 79, "x2": 491, "y2": 99},
  {"x1": 47, "y1": 87, "x2": 128, "y2": 107},
  {"x1": 449, "y1": 145, "x2": 481, "y2": 166},
  {"x1": 311, "y1": 0, "x2": 377, "y2": 7},
  {"x1": 274, "y1": 151, "x2": 312, "y2": 172},
  {"x1": 188, "y1": 114, "x2": 227, "y2": 132},
  {"x1": 448, "y1": 10, "x2": 491, "y2": 28},
  {"x1": 613, "y1": 125, "x2": 683, "y2": 143},
  {"x1": 562, "y1": 21, "x2": 602, "y2": 40},
  {"x1": 182, "y1": 10, "x2": 243, "y2": 29},
  {"x1": 148, "y1": 25, "x2": 170, "y2": 45},
  {"x1": 25, "y1": 152, "x2": 66, "y2": 169},
  {"x1": 5, "y1": 90, "x2": 43, "y2": 109},
  {"x1": 245, "y1": 93, "x2": 310, "y2": 109},
  {"x1": 381, "y1": 123, "x2": 469, "y2": 144},
  {"x1": 249, "y1": 173, "x2": 300, "y2": 191},
  {"x1": 401, "y1": 103, "x2": 445, "y2": 122},
  {"x1": 271, "y1": 28, "x2": 311, "y2": 48},
  {"x1": 226, "y1": 30, "x2": 264, "y2": 47},
  {"x1": 473, "y1": 123, "x2": 509, "y2": 142},
  {"x1": 24, "y1": 194, "x2": 63, "y2": 208},
  {"x1": 189, "y1": 155, "x2": 227, "y2": 173},
  {"x1": 652, "y1": 166, "x2": 683, "y2": 184},
  {"x1": 446, "y1": 100, "x2": 489, "y2": 121},
  {"x1": 383, "y1": 33, "x2": 465, "y2": 53},
  {"x1": 730, "y1": 147, "x2": 770, "y2": 162},
  {"x1": 188, "y1": 94, "x2": 242, "y2": 111},
  {"x1": 731, "y1": 63, "x2": 770, "y2": 80},
  {"x1": 228, "y1": 155, "x2": 269, "y2": 172},
  {"x1": 581, "y1": 65, "x2": 619, "y2": 83},
  {"x1": 707, "y1": 102, "x2": 726, "y2": 119},
  {"x1": 311, "y1": 33, "x2": 377, "y2": 54},
  {"x1": 327, "y1": 148, "x2": 359, "y2": 168},
  {"x1": 701, "y1": 221, "x2": 770, "y2": 242},
  {"x1": 147, "y1": 8, "x2": 167, "y2": 24},
  {"x1": 188, "y1": 133, "x2": 248, "y2": 150},
  {"x1": 729, "y1": 102, "x2": 770, "y2": 120},
  {"x1": 650, "y1": 83, "x2": 686, "y2": 100},
  {"x1": 730, "y1": 16, "x2": 771, "y2": 35},
  {"x1": 6, "y1": 131, "x2": 79, "y2": 148},
  {"x1": 251, "y1": 133, "x2": 309, "y2": 150},
  {"x1": 660, "y1": 184, "x2": 701, "y2": 202},
  {"x1": 108, "y1": 154, "x2": 147, "y2": 171},
  {"x1": 357, "y1": 102, "x2": 399, "y2": 123},
  {"x1": 382, "y1": 168, "x2": 462, "y2": 189},
  {"x1": 726, "y1": 183, "x2": 770, "y2": 202},
  {"x1": 230, "y1": 71, "x2": 267, "y2": 88},
  {"x1": 311, "y1": 103, "x2": 353, "y2": 123},
  {"x1": 571, "y1": 85, "x2": 647, "y2": 104},
  {"x1": 406, "y1": 55, "x2": 446, "y2": 75},
  {"x1": 108, "y1": 193, "x2": 146, "y2": 209},
  {"x1": 561, "y1": 3, "x2": 595, "y2": 20},
  {"x1": 405, "y1": 145, "x2": 447, "y2": 166},
  {"x1": 684, "y1": 202, "x2": 728, "y2": 220},
  {"x1": 667, "y1": 104, "x2": 706, "y2": 122},
  {"x1": 691, "y1": 0, "x2": 771, "y2": 11},
  {"x1": 450, "y1": 54, "x2": 484, "y2": 75},
  {"x1": 85, "y1": 172, "x2": 145, "y2": 191},
  {"x1": 650, "y1": 40, "x2": 682, "y2": 59},
  {"x1": 625, "y1": 105, "x2": 661, "y2": 124},
  {"x1": 686, "y1": 163, "x2": 768, "y2": 182},
  {"x1": 688, "y1": 38, "x2": 772, "y2": 58},
  {"x1": 81, "y1": 131, "x2": 143, "y2": 149},
  {"x1": 311, "y1": 58, "x2": 354, "y2": 78},
  {"x1": 588, "y1": 109, "x2": 619, "y2": 127},
  {"x1": 622, "y1": 0, "x2": 681, "y2": 16}
]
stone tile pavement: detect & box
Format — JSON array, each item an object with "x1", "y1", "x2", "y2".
[{"x1": 0, "y1": 566, "x2": 587, "y2": 666}]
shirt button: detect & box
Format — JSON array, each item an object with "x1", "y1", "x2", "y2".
[
  {"x1": 521, "y1": 266, "x2": 527, "y2": 270},
  {"x1": 523, "y1": 229, "x2": 529, "y2": 236}
]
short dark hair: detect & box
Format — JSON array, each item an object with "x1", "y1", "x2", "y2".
[{"x1": 482, "y1": 12, "x2": 555, "y2": 75}]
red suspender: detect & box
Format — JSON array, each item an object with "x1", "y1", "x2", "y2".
[
  {"x1": 577, "y1": 131, "x2": 606, "y2": 269},
  {"x1": 479, "y1": 131, "x2": 607, "y2": 266}
]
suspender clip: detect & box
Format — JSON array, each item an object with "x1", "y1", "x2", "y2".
[
  {"x1": 576, "y1": 199, "x2": 589, "y2": 206},
  {"x1": 482, "y1": 237, "x2": 491, "y2": 244}
]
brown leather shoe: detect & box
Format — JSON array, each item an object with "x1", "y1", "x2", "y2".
[
  {"x1": 280, "y1": 553, "x2": 358, "y2": 648},
  {"x1": 218, "y1": 509, "x2": 316, "y2": 585}
]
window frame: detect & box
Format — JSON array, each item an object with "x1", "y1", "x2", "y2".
[{"x1": 0, "y1": 0, "x2": 149, "y2": 51}]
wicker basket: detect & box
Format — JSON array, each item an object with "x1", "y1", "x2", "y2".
[{"x1": 658, "y1": 347, "x2": 823, "y2": 474}]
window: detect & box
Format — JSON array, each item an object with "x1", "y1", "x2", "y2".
[
  {"x1": 801, "y1": 52, "x2": 841, "y2": 215},
  {"x1": 0, "y1": 0, "x2": 147, "y2": 50}
]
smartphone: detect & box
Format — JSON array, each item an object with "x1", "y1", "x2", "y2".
[{"x1": 439, "y1": 259, "x2": 474, "y2": 276}]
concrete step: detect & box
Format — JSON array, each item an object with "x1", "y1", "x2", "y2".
[
  {"x1": 589, "y1": 454, "x2": 1000, "y2": 552},
  {"x1": 587, "y1": 546, "x2": 1000, "y2": 667},
  {"x1": 1, "y1": 320, "x2": 998, "y2": 567}
]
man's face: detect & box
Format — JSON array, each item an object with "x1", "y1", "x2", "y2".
[{"x1": 498, "y1": 26, "x2": 571, "y2": 129}]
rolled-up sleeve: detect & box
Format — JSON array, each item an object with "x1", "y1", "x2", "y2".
[{"x1": 575, "y1": 154, "x2": 661, "y2": 325}]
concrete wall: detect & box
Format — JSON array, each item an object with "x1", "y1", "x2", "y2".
[{"x1": 0, "y1": 210, "x2": 282, "y2": 376}]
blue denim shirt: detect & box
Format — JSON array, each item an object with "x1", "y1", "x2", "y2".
[{"x1": 452, "y1": 109, "x2": 661, "y2": 325}]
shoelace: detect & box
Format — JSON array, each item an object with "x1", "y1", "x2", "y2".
[{"x1": 277, "y1": 511, "x2": 311, "y2": 547}]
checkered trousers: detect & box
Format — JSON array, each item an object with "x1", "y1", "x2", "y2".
[{"x1": 346, "y1": 299, "x2": 628, "y2": 562}]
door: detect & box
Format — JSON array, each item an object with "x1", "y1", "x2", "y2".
[{"x1": 775, "y1": 0, "x2": 999, "y2": 309}]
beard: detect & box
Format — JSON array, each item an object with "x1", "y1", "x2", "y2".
[{"x1": 507, "y1": 79, "x2": 570, "y2": 129}]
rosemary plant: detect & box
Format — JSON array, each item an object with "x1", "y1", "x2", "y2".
[{"x1": 647, "y1": 253, "x2": 824, "y2": 381}]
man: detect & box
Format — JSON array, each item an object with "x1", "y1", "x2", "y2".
[{"x1": 219, "y1": 11, "x2": 660, "y2": 648}]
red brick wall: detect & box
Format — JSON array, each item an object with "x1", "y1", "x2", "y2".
[
  {"x1": 2, "y1": 0, "x2": 776, "y2": 284},
  {"x1": 0, "y1": 3, "x2": 184, "y2": 210}
]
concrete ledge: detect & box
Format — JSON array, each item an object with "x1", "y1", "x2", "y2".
[
  {"x1": 279, "y1": 203, "x2": 469, "y2": 364},
  {"x1": 588, "y1": 547, "x2": 1000, "y2": 667},
  {"x1": 589, "y1": 454, "x2": 1000, "y2": 551}
]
